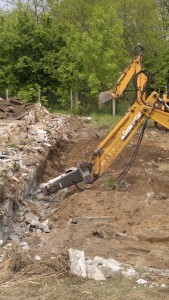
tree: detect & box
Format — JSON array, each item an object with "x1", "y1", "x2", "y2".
[
  {"x1": 51, "y1": 0, "x2": 128, "y2": 109},
  {"x1": 0, "y1": 4, "x2": 61, "y2": 103}
]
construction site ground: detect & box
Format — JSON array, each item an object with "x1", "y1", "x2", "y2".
[{"x1": 0, "y1": 105, "x2": 169, "y2": 299}]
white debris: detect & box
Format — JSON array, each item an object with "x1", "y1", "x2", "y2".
[
  {"x1": 86, "y1": 262, "x2": 106, "y2": 281},
  {"x1": 20, "y1": 241, "x2": 30, "y2": 251},
  {"x1": 0, "y1": 254, "x2": 4, "y2": 262},
  {"x1": 0, "y1": 240, "x2": 4, "y2": 246},
  {"x1": 22, "y1": 244, "x2": 30, "y2": 251},
  {"x1": 20, "y1": 241, "x2": 28, "y2": 247},
  {"x1": 3, "y1": 243, "x2": 12, "y2": 249},
  {"x1": 68, "y1": 248, "x2": 86, "y2": 278},
  {"x1": 122, "y1": 267, "x2": 137, "y2": 278},
  {"x1": 34, "y1": 255, "x2": 41, "y2": 261},
  {"x1": 136, "y1": 279, "x2": 148, "y2": 285}
]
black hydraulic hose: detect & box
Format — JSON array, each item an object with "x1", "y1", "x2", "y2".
[
  {"x1": 115, "y1": 116, "x2": 149, "y2": 183},
  {"x1": 133, "y1": 69, "x2": 152, "y2": 102},
  {"x1": 132, "y1": 45, "x2": 144, "y2": 57}
]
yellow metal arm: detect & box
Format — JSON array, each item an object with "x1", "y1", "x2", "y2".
[
  {"x1": 34, "y1": 91, "x2": 169, "y2": 195},
  {"x1": 91, "y1": 92, "x2": 169, "y2": 179},
  {"x1": 99, "y1": 46, "x2": 148, "y2": 106}
]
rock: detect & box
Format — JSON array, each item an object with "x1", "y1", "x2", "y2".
[
  {"x1": 20, "y1": 241, "x2": 28, "y2": 247},
  {"x1": 34, "y1": 255, "x2": 41, "y2": 261},
  {"x1": 158, "y1": 192, "x2": 167, "y2": 200},
  {"x1": 25, "y1": 213, "x2": 39, "y2": 223},
  {"x1": 22, "y1": 156, "x2": 37, "y2": 166},
  {"x1": 35, "y1": 192, "x2": 45, "y2": 200},
  {"x1": 16, "y1": 216, "x2": 24, "y2": 222},
  {"x1": 20, "y1": 241, "x2": 30, "y2": 251},
  {"x1": 0, "y1": 240, "x2": 4, "y2": 246},
  {"x1": 147, "y1": 192, "x2": 155, "y2": 199},
  {"x1": 41, "y1": 219, "x2": 51, "y2": 233},
  {"x1": 68, "y1": 248, "x2": 86, "y2": 278},
  {"x1": 36, "y1": 229, "x2": 42, "y2": 234},
  {"x1": 30, "y1": 219, "x2": 43, "y2": 229},
  {"x1": 41, "y1": 219, "x2": 49, "y2": 227},
  {"x1": 86, "y1": 261, "x2": 106, "y2": 281},
  {"x1": 3, "y1": 243, "x2": 12, "y2": 249},
  {"x1": 122, "y1": 267, "x2": 137, "y2": 278},
  {"x1": 136, "y1": 279, "x2": 147, "y2": 285},
  {"x1": 22, "y1": 244, "x2": 30, "y2": 251},
  {"x1": 0, "y1": 254, "x2": 4, "y2": 262},
  {"x1": 42, "y1": 225, "x2": 50, "y2": 233},
  {"x1": 86, "y1": 256, "x2": 123, "y2": 280},
  {"x1": 82, "y1": 117, "x2": 92, "y2": 123}
]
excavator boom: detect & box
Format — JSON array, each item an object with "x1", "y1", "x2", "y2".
[
  {"x1": 34, "y1": 90, "x2": 169, "y2": 195},
  {"x1": 99, "y1": 45, "x2": 146, "y2": 106},
  {"x1": 33, "y1": 49, "x2": 169, "y2": 195}
]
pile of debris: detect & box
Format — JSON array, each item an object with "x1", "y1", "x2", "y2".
[
  {"x1": 0, "y1": 97, "x2": 82, "y2": 243},
  {"x1": 0, "y1": 97, "x2": 35, "y2": 120}
]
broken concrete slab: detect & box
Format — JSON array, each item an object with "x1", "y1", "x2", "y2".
[
  {"x1": 68, "y1": 248, "x2": 86, "y2": 278},
  {"x1": 68, "y1": 248, "x2": 137, "y2": 281}
]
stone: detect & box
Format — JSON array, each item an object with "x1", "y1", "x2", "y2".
[
  {"x1": 136, "y1": 279, "x2": 147, "y2": 285},
  {"x1": 34, "y1": 255, "x2": 41, "y2": 261},
  {"x1": 25, "y1": 213, "x2": 39, "y2": 223},
  {"x1": 22, "y1": 156, "x2": 37, "y2": 166},
  {"x1": 85, "y1": 256, "x2": 123, "y2": 281},
  {"x1": 20, "y1": 241, "x2": 28, "y2": 247},
  {"x1": 36, "y1": 229, "x2": 42, "y2": 234},
  {"x1": 146, "y1": 192, "x2": 155, "y2": 199},
  {"x1": 86, "y1": 263, "x2": 106, "y2": 281},
  {"x1": 42, "y1": 225, "x2": 50, "y2": 233},
  {"x1": 22, "y1": 244, "x2": 30, "y2": 251},
  {"x1": 0, "y1": 254, "x2": 4, "y2": 262},
  {"x1": 68, "y1": 248, "x2": 86, "y2": 278},
  {"x1": 158, "y1": 192, "x2": 167, "y2": 200},
  {"x1": 30, "y1": 219, "x2": 43, "y2": 229},
  {"x1": 122, "y1": 267, "x2": 137, "y2": 278}
]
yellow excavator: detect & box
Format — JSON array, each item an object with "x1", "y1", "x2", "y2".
[
  {"x1": 99, "y1": 45, "x2": 169, "y2": 110},
  {"x1": 99, "y1": 45, "x2": 149, "y2": 107},
  {"x1": 33, "y1": 50, "x2": 169, "y2": 195}
]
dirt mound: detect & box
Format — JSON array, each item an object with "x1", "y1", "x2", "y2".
[{"x1": 0, "y1": 97, "x2": 35, "y2": 119}]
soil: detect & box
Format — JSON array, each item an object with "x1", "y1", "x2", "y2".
[
  {"x1": 39, "y1": 120, "x2": 169, "y2": 273},
  {"x1": 0, "y1": 109, "x2": 169, "y2": 298}
]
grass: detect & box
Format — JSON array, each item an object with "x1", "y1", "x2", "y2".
[
  {"x1": 90, "y1": 112, "x2": 122, "y2": 130},
  {"x1": 0, "y1": 274, "x2": 168, "y2": 300},
  {"x1": 101, "y1": 175, "x2": 116, "y2": 191},
  {"x1": 6, "y1": 143, "x2": 18, "y2": 148}
]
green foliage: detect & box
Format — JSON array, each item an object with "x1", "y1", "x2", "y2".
[
  {"x1": 91, "y1": 112, "x2": 122, "y2": 130},
  {"x1": 0, "y1": 0, "x2": 167, "y2": 110},
  {"x1": 102, "y1": 175, "x2": 116, "y2": 191}
]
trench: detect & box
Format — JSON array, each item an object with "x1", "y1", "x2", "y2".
[{"x1": 1, "y1": 118, "x2": 169, "y2": 284}]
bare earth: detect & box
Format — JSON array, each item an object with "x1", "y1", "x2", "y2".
[
  {"x1": 0, "y1": 111, "x2": 169, "y2": 299},
  {"x1": 43, "y1": 122, "x2": 169, "y2": 269}
]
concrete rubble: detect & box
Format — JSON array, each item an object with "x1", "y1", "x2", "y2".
[
  {"x1": 68, "y1": 248, "x2": 136, "y2": 281},
  {"x1": 68, "y1": 248, "x2": 169, "y2": 288},
  {"x1": 0, "y1": 97, "x2": 88, "y2": 243}
]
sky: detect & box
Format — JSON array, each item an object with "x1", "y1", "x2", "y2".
[{"x1": 0, "y1": 0, "x2": 13, "y2": 9}]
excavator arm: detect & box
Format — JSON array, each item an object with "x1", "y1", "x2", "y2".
[
  {"x1": 34, "y1": 88, "x2": 169, "y2": 195},
  {"x1": 99, "y1": 45, "x2": 148, "y2": 106}
]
